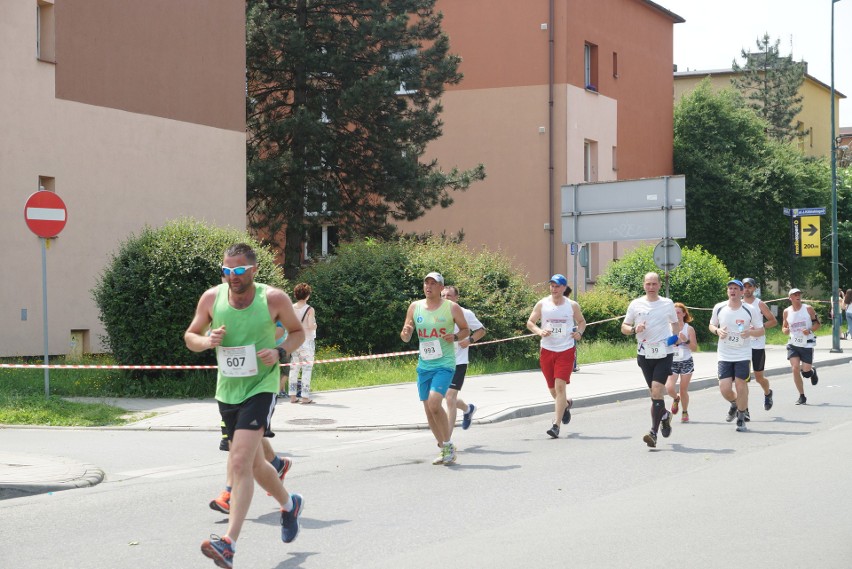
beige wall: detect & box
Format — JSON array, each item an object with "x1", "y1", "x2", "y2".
[
  {"x1": 1, "y1": 1, "x2": 246, "y2": 357},
  {"x1": 55, "y1": 0, "x2": 245, "y2": 132},
  {"x1": 403, "y1": 85, "x2": 554, "y2": 279},
  {"x1": 798, "y1": 78, "x2": 841, "y2": 158},
  {"x1": 674, "y1": 72, "x2": 844, "y2": 159},
  {"x1": 403, "y1": 0, "x2": 679, "y2": 282}
]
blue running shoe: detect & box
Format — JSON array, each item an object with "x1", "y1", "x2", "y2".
[
  {"x1": 201, "y1": 534, "x2": 234, "y2": 568},
  {"x1": 280, "y1": 494, "x2": 304, "y2": 543},
  {"x1": 462, "y1": 403, "x2": 476, "y2": 430}
]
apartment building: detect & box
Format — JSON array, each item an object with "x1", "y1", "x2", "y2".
[
  {"x1": 1, "y1": 0, "x2": 246, "y2": 356},
  {"x1": 401, "y1": 0, "x2": 684, "y2": 284},
  {"x1": 674, "y1": 67, "x2": 846, "y2": 159}
]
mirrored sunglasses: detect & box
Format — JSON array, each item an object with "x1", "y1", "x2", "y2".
[{"x1": 221, "y1": 265, "x2": 253, "y2": 276}]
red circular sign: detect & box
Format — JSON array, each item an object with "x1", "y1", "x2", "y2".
[{"x1": 24, "y1": 191, "x2": 68, "y2": 238}]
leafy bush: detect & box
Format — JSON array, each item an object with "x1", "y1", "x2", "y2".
[
  {"x1": 597, "y1": 244, "x2": 731, "y2": 341},
  {"x1": 298, "y1": 237, "x2": 539, "y2": 358},
  {"x1": 92, "y1": 218, "x2": 287, "y2": 377},
  {"x1": 402, "y1": 237, "x2": 539, "y2": 360},
  {"x1": 575, "y1": 287, "x2": 630, "y2": 343},
  {"x1": 296, "y1": 239, "x2": 414, "y2": 355}
]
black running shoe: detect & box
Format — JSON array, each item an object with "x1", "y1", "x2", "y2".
[
  {"x1": 725, "y1": 402, "x2": 737, "y2": 422},
  {"x1": 796, "y1": 393, "x2": 807, "y2": 405},
  {"x1": 810, "y1": 368, "x2": 819, "y2": 386},
  {"x1": 736, "y1": 412, "x2": 747, "y2": 432},
  {"x1": 561, "y1": 399, "x2": 573, "y2": 425},
  {"x1": 660, "y1": 412, "x2": 672, "y2": 438},
  {"x1": 546, "y1": 423, "x2": 560, "y2": 439},
  {"x1": 743, "y1": 408, "x2": 751, "y2": 422},
  {"x1": 643, "y1": 431, "x2": 657, "y2": 448},
  {"x1": 764, "y1": 389, "x2": 774, "y2": 411}
]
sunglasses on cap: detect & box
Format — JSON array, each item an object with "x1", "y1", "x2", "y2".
[{"x1": 221, "y1": 265, "x2": 253, "y2": 276}]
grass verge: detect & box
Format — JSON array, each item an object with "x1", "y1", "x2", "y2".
[
  {"x1": 0, "y1": 326, "x2": 830, "y2": 426},
  {"x1": 0, "y1": 393, "x2": 129, "y2": 426}
]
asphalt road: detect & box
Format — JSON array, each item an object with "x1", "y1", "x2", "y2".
[{"x1": 3, "y1": 366, "x2": 851, "y2": 569}]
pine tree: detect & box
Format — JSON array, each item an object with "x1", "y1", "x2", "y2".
[
  {"x1": 731, "y1": 33, "x2": 806, "y2": 143},
  {"x1": 246, "y1": 0, "x2": 485, "y2": 276}
]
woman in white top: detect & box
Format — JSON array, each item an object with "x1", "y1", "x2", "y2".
[
  {"x1": 665, "y1": 303, "x2": 698, "y2": 423},
  {"x1": 288, "y1": 283, "x2": 318, "y2": 404}
]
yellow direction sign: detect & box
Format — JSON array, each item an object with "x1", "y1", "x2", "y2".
[{"x1": 800, "y1": 216, "x2": 821, "y2": 257}]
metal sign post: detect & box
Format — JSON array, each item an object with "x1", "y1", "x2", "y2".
[
  {"x1": 40, "y1": 237, "x2": 50, "y2": 398},
  {"x1": 24, "y1": 189, "x2": 68, "y2": 398}
]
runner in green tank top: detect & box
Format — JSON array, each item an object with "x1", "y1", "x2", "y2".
[
  {"x1": 400, "y1": 272, "x2": 470, "y2": 465},
  {"x1": 185, "y1": 243, "x2": 306, "y2": 567}
]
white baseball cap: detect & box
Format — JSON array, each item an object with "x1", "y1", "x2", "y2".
[{"x1": 424, "y1": 272, "x2": 444, "y2": 285}]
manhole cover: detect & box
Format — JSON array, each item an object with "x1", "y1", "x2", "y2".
[{"x1": 286, "y1": 418, "x2": 336, "y2": 426}]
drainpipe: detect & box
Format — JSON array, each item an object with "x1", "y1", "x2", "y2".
[{"x1": 548, "y1": 0, "x2": 555, "y2": 276}]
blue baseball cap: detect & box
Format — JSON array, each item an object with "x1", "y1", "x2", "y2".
[
  {"x1": 549, "y1": 274, "x2": 568, "y2": 286},
  {"x1": 727, "y1": 279, "x2": 744, "y2": 289}
]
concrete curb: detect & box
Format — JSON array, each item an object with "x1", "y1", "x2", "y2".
[
  {"x1": 481, "y1": 357, "x2": 852, "y2": 424},
  {"x1": 0, "y1": 452, "x2": 104, "y2": 499}
]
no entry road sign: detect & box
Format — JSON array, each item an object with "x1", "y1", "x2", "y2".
[{"x1": 24, "y1": 190, "x2": 67, "y2": 238}]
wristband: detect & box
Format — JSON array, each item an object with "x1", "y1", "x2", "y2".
[{"x1": 276, "y1": 346, "x2": 289, "y2": 363}]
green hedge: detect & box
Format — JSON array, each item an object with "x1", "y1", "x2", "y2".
[
  {"x1": 92, "y1": 218, "x2": 287, "y2": 377},
  {"x1": 597, "y1": 244, "x2": 731, "y2": 341},
  {"x1": 574, "y1": 287, "x2": 631, "y2": 342},
  {"x1": 298, "y1": 237, "x2": 539, "y2": 358}
]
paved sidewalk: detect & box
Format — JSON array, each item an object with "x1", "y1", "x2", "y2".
[{"x1": 2, "y1": 337, "x2": 850, "y2": 497}]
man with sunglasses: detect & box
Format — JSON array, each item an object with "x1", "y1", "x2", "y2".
[{"x1": 185, "y1": 243, "x2": 306, "y2": 568}]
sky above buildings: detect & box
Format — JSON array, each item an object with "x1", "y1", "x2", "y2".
[{"x1": 661, "y1": 0, "x2": 852, "y2": 126}]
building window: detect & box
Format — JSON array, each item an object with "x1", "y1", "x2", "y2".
[
  {"x1": 36, "y1": 1, "x2": 55, "y2": 63},
  {"x1": 796, "y1": 121, "x2": 806, "y2": 153},
  {"x1": 612, "y1": 146, "x2": 618, "y2": 171},
  {"x1": 304, "y1": 224, "x2": 338, "y2": 259},
  {"x1": 612, "y1": 51, "x2": 618, "y2": 78},
  {"x1": 38, "y1": 175, "x2": 55, "y2": 193},
  {"x1": 391, "y1": 48, "x2": 418, "y2": 95},
  {"x1": 584, "y1": 42, "x2": 598, "y2": 91},
  {"x1": 584, "y1": 140, "x2": 598, "y2": 182}
]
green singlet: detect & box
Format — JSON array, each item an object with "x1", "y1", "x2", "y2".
[
  {"x1": 211, "y1": 282, "x2": 278, "y2": 404},
  {"x1": 413, "y1": 299, "x2": 456, "y2": 371}
]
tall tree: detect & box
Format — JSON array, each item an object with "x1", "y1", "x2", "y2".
[
  {"x1": 674, "y1": 81, "x2": 828, "y2": 287},
  {"x1": 731, "y1": 33, "x2": 806, "y2": 143},
  {"x1": 246, "y1": 0, "x2": 485, "y2": 276}
]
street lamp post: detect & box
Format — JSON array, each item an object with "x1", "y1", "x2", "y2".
[{"x1": 830, "y1": 0, "x2": 843, "y2": 353}]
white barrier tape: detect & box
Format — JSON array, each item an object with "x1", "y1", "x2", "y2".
[
  {"x1": 0, "y1": 296, "x2": 832, "y2": 370},
  {"x1": 689, "y1": 296, "x2": 825, "y2": 311}
]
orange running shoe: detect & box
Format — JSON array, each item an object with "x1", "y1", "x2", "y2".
[{"x1": 209, "y1": 490, "x2": 230, "y2": 514}]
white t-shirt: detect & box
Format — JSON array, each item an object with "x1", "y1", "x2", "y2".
[
  {"x1": 673, "y1": 322, "x2": 693, "y2": 362},
  {"x1": 624, "y1": 296, "x2": 678, "y2": 357},
  {"x1": 453, "y1": 306, "x2": 484, "y2": 365},
  {"x1": 294, "y1": 304, "x2": 316, "y2": 341},
  {"x1": 539, "y1": 296, "x2": 576, "y2": 353},
  {"x1": 744, "y1": 298, "x2": 767, "y2": 349},
  {"x1": 710, "y1": 301, "x2": 761, "y2": 362}
]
